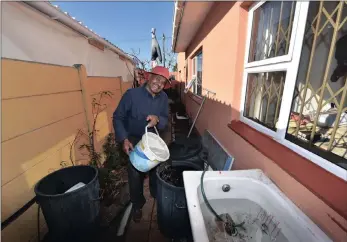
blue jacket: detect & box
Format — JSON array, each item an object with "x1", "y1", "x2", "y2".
[{"x1": 113, "y1": 85, "x2": 169, "y2": 142}]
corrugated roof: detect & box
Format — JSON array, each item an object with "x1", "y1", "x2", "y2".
[{"x1": 49, "y1": 2, "x2": 130, "y2": 58}]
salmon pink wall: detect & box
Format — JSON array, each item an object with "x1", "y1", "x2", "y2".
[{"x1": 175, "y1": 2, "x2": 347, "y2": 241}]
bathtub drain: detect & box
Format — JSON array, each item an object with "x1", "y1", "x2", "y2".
[{"x1": 222, "y1": 184, "x2": 230, "y2": 192}]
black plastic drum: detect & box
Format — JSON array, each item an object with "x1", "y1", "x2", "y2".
[{"x1": 35, "y1": 166, "x2": 100, "y2": 242}]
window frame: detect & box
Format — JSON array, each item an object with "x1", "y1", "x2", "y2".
[
  {"x1": 239, "y1": 1, "x2": 347, "y2": 181},
  {"x1": 191, "y1": 50, "x2": 203, "y2": 97},
  {"x1": 245, "y1": 1, "x2": 302, "y2": 68},
  {"x1": 192, "y1": 56, "x2": 198, "y2": 95}
]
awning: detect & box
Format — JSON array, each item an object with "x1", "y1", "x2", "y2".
[{"x1": 171, "y1": 1, "x2": 214, "y2": 53}]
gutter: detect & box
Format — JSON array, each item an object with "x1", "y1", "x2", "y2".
[
  {"x1": 171, "y1": 1, "x2": 186, "y2": 53},
  {"x1": 24, "y1": 1, "x2": 134, "y2": 63}
]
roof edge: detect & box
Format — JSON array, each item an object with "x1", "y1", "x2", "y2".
[
  {"x1": 24, "y1": 1, "x2": 134, "y2": 63},
  {"x1": 171, "y1": 1, "x2": 186, "y2": 53},
  {"x1": 171, "y1": 1, "x2": 214, "y2": 53}
]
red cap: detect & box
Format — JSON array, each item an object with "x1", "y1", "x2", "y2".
[{"x1": 149, "y1": 66, "x2": 170, "y2": 81}]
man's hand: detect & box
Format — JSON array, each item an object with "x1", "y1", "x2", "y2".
[
  {"x1": 146, "y1": 115, "x2": 159, "y2": 128},
  {"x1": 123, "y1": 139, "x2": 134, "y2": 155}
]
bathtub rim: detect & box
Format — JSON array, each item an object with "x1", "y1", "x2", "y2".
[{"x1": 182, "y1": 169, "x2": 332, "y2": 242}]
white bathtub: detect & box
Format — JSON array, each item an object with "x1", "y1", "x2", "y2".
[{"x1": 183, "y1": 169, "x2": 332, "y2": 242}]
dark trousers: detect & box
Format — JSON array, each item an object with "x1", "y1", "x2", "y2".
[{"x1": 127, "y1": 136, "x2": 157, "y2": 210}]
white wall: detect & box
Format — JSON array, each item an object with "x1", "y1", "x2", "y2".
[{"x1": 2, "y1": 2, "x2": 134, "y2": 82}]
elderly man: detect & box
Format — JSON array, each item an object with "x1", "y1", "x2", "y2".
[{"x1": 113, "y1": 66, "x2": 169, "y2": 222}]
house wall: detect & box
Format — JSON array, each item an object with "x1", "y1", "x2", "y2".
[
  {"x1": 176, "y1": 2, "x2": 347, "y2": 241},
  {"x1": 2, "y1": 1, "x2": 134, "y2": 82},
  {"x1": 1, "y1": 58, "x2": 128, "y2": 242},
  {"x1": 177, "y1": 53, "x2": 186, "y2": 83}
]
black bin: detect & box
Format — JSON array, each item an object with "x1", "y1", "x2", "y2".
[
  {"x1": 170, "y1": 102, "x2": 186, "y2": 116},
  {"x1": 156, "y1": 161, "x2": 201, "y2": 240},
  {"x1": 169, "y1": 136, "x2": 205, "y2": 169},
  {"x1": 169, "y1": 136, "x2": 202, "y2": 160},
  {"x1": 35, "y1": 165, "x2": 100, "y2": 242}
]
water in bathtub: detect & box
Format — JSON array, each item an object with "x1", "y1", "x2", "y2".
[{"x1": 200, "y1": 198, "x2": 289, "y2": 242}]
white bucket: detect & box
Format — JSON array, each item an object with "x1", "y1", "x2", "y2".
[{"x1": 129, "y1": 125, "x2": 170, "y2": 172}]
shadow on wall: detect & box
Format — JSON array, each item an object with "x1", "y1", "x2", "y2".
[
  {"x1": 175, "y1": 80, "x2": 347, "y2": 241},
  {"x1": 1, "y1": 58, "x2": 131, "y2": 242},
  {"x1": 72, "y1": 89, "x2": 122, "y2": 166},
  {"x1": 71, "y1": 70, "x2": 133, "y2": 167},
  {"x1": 176, "y1": 82, "x2": 238, "y2": 135}
]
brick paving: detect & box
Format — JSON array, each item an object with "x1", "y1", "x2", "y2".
[
  {"x1": 124, "y1": 178, "x2": 170, "y2": 242},
  {"x1": 124, "y1": 108, "x2": 173, "y2": 242}
]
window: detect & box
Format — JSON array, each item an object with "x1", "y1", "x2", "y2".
[
  {"x1": 241, "y1": 1, "x2": 347, "y2": 180},
  {"x1": 244, "y1": 71, "x2": 286, "y2": 131},
  {"x1": 191, "y1": 51, "x2": 203, "y2": 96},
  {"x1": 248, "y1": 1, "x2": 296, "y2": 63}
]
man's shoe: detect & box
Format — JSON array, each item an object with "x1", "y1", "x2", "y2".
[{"x1": 132, "y1": 208, "x2": 142, "y2": 223}]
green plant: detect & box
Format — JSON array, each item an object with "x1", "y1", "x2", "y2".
[
  {"x1": 66, "y1": 91, "x2": 114, "y2": 168},
  {"x1": 60, "y1": 90, "x2": 129, "y2": 205},
  {"x1": 103, "y1": 133, "x2": 127, "y2": 169},
  {"x1": 98, "y1": 134, "x2": 128, "y2": 203}
]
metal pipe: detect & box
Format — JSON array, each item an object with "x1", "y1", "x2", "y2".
[
  {"x1": 203, "y1": 88, "x2": 216, "y2": 96},
  {"x1": 187, "y1": 95, "x2": 207, "y2": 138},
  {"x1": 163, "y1": 33, "x2": 166, "y2": 67},
  {"x1": 187, "y1": 84, "x2": 215, "y2": 138}
]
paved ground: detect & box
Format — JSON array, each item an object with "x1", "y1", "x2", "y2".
[
  {"x1": 124, "y1": 178, "x2": 170, "y2": 242},
  {"x1": 124, "y1": 109, "x2": 173, "y2": 242},
  {"x1": 42, "y1": 106, "x2": 175, "y2": 242},
  {"x1": 104, "y1": 104, "x2": 174, "y2": 242}
]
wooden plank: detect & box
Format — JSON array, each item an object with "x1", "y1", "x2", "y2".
[
  {"x1": 2, "y1": 113, "x2": 85, "y2": 186},
  {"x1": 2, "y1": 58, "x2": 81, "y2": 99},
  {"x1": 2, "y1": 92, "x2": 84, "y2": 142},
  {"x1": 2, "y1": 141, "x2": 72, "y2": 221}
]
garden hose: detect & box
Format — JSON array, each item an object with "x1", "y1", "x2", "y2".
[
  {"x1": 199, "y1": 153, "x2": 245, "y2": 236},
  {"x1": 37, "y1": 204, "x2": 41, "y2": 242},
  {"x1": 200, "y1": 168, "x2": 224, "y2": 222}
]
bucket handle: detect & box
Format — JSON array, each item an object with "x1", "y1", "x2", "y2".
[{"x1": 145, "y1": 125, "x2": 159, "y2": 149}]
